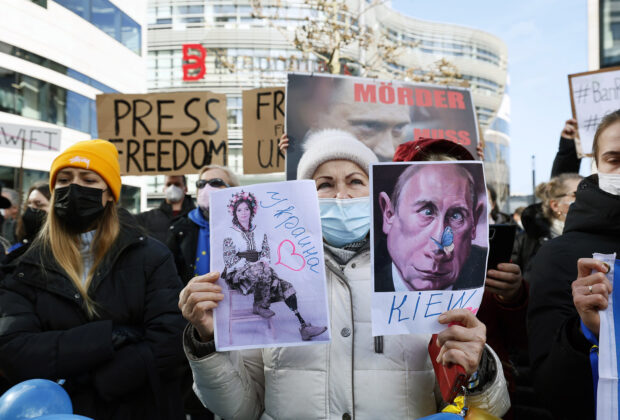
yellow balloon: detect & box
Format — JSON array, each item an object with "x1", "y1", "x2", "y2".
[{"x1": 464, "y1": 407, "x2": 501, "y2": 420}]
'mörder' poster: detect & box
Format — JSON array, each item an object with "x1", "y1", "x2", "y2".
[
  {"x1": 210, "y1": 180, "x2": 331, "y2": 351},
  {"x1": 370, "y1": 161, "x2": 489, "y2": 335},
  {"x1": 285, "y1": 73, "x2": 479, "y2": 179}
]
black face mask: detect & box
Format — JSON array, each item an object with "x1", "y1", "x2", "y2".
[
  {"x1": 53, "y1": 184, "x2": 106, "y2": 233},
  {"x1": 22, "y1": 207, "x2": 47, "y2": 240}
]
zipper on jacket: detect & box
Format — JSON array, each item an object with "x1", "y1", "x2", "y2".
[{"x1": 325, "y1": 259, "x2": 356, "y2": 419}]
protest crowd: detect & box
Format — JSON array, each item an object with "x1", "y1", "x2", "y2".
[{"x1": 0, "y1": 76, "x2": 617, "y2": 420}]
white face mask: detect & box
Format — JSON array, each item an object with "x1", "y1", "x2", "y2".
[
  {"x1": 165, "y1": 185, "x2": 184, "y2": 203},
  {"x1": 599, "y1": 172, "x2": 620, "y2": 196}
]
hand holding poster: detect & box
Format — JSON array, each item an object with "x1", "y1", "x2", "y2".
[
  {"x1": 242, "y1": 87, "x2": 286, "y2": 174},
  {"x1": 370, "y1": 161, "x2": 488, "y2": 335},
  {"x1": 285, "y1": 73, "x2": 479, "y2": 179},
  {"x1": 96, "y1": 91, "x2": 227, "y2": 175},
  {"x1": 569, "y1": 67, "x2": 620, "y2": 157},
  {"x1": 210, "y1": 180, "x2": 330, "y2": 350}
]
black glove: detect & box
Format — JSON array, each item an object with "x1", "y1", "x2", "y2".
[{"x1": 111, "y1": 325, "x2": 143, "y2": 350}]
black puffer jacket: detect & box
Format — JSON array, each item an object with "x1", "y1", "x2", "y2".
[
  {"x1": 0, "y1": 211, "x2": 187, "y2": 420},
  {"x1": 135, "y1": 195, "x2": 195, "y2": 243},
  {"x1": 167, "y1": 215, "x2": 200, "y2": 285},
  {"x1": 527, "y1": 175, "x2": 620, "y2": 420}
]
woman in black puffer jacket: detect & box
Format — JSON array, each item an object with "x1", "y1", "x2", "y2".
[
  {"x1": 0, "y1": 140, "x2": 187, "y2": 420},
  {"x1": 527, "y1": 111, "x2": 620, "y2": 420}
]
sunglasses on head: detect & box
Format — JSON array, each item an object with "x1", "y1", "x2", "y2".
[{"x1": 196, "y1": 178, "x2": 229, "y2": 189}]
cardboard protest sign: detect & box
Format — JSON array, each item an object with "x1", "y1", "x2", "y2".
[
  {"x1": 285, "y1": 73, "x2": 479, "y2": 179},
  {"x1": 96, "y1": 91, "x2": 227, "y2": 175},
  {"x1": 242, "y1": 87, "x2": 286, "y2": 174},
  {"x1": 569, "y1": 67, "x2": 620, "y2": 157},
  {"x1": 210, "y1": 180, "x2": 330, "y2": 350},
  {"x1": 370, "y1": 161, "x2": 488, "y2": 335},
  {"x1": 0, "y1": 122, "x2": 61, "y2": 151},
  {"x1": 595, "y1": 252, "x2": 619, "y2": 419}
]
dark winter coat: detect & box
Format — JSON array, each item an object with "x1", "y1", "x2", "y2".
[
  {"x1": 512, "y1": 203, "x2": 553, "y2": 281},
  {"x1": 527, "y1": 175, "x2": 620, "y2": 420},
  {"x1": 0, "y1": 211, "x2": 187, "y2": 420},
  {"x1": 135, "y1": 195, "x2": 195, "y2": 243},
  {"x1": 551, "y1": 136, "x2": 581, "y2": 177},
  {"x1": 167, "y1": 215, "x2": 200, "y2": 285}
]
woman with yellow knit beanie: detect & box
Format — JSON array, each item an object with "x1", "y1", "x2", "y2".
[{"x1": 0, "y1": 140, "x2": 187, "y2": 420}]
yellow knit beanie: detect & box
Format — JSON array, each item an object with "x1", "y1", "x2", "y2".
[{"x1": 50, "y1": 139, "x2": 121, "y2": 202}]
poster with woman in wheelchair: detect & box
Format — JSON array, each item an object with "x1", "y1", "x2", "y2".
[{"x1": 210, "y1": 180, "x2": 331, "y2": 351}]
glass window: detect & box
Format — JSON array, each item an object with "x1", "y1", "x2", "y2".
[
  {"x1": 0, "y1": 69, "x2": 17, "y2": 114},
  {"x1": 119, "y1": 185, "x2": 141, "y2": 214},
  {"x1": 182, "y1": 17, "x2": 204, "y2": 24},
  {"x1": 56, "y1": 0, "x2": 142, "y2": 55},
  {"x1": 91, "y1": 0, "x2": 120, "y2": 39},
  {"x1": 56, "y1": 0, "x2": 90, "y2": 20},
  {"x1": 157, "y1": 6, "x2": 171, "y2": 18},
  {"x1": 121, "y1": 13, "x2": 141, "y2": 54},
  {"x1": 18, "y1": 75, "x2": 43, "y2": 121},
  {"x1": 66, "y1": 91, "x2": 90, "y2": 133},
  {"x1": 0, "y1": 67, "x2": 95, "y2": 134},
  {"x1": 188, "y1": 5, "x2": 204, "y2": 14},
  {"x1": 214, "y1": 5, "x2": 236, "y2": 14}
]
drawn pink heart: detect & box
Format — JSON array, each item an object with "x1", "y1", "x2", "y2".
[{"x1": 276, "y1": 240, "x2": 306, "y2": 272}]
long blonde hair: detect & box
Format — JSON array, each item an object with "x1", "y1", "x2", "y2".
[{"x1": 38, "y1": 195, "x2": 120, "y2": 318}]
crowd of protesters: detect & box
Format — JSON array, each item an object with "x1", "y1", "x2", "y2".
[{"x1": 0, "y1": 110, "x2": 616, "y2": 420}]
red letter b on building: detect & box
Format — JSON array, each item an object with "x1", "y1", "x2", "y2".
[{"x1": 182, "y1": 44, "x2": 206, "y2": 81}]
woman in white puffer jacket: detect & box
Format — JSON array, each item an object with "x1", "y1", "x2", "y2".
[{"x1": 178, "y1": 130, "x2": 510, "y2": 420}]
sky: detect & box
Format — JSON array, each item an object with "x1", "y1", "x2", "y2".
[{"x1": 391, "y1": 0, "x2": 589, "y2": 195}]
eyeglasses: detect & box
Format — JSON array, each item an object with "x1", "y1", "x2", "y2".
[
  {"x1": 557, "y1": 191, "x2": 577, "y2": 199},
  {"x1": 196, "y1": 178, "x2": 229, "y2": 189}
]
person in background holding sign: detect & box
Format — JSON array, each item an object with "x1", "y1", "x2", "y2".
[
  {"x1": 0, "y1": 140, "x2": 187, "y2": 420},
  {"x1": 169, "y1": 165, "x2": 239, "y2": 285},
  {"x1": 551, "y1": 118, "x2": 582, "y2": 176},
  {"x1": 528, "y1": 110, "x2": 620, "y2": 420},
  {"x1": 136, "y1": 175, "x2": 195, "y2": 244},
  {"x1": 178, "y1": 129, "x2": 509, "y2": 419}
]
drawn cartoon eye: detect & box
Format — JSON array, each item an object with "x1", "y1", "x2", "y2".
[
  {"x1": 417, "y1": 205, "x2": 435, "y2": 217},
  {"x1": 448, "y1": 211, "x2": 465, "y2": 227}
]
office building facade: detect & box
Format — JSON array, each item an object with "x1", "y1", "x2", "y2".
[
  {"x1": 147, "y1": 0, "x2": 509, "y2": 201},
  {"x1": 0, "y1": 0, "x2": 148, "y2": 210}
]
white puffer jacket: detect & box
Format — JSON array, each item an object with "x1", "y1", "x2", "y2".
[{"x1": 186, "y1": 249, "x2": 510, "y2": 420}]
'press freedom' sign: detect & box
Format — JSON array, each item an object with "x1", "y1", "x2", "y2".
[
  {"x1": 96, "y1": 91, "x2": 228, "y2": 176},
  {"x1": 0, "y1": 122, "x2": 61, "y2": 151}
]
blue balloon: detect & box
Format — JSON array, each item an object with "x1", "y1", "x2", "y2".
[
  {"x1": 0, "y1": 379, "x2": 72, "y2": 420},
  {"x1": 418, "y1": 414, "x2": 463, "y2": 420},
  {"x1": 36, "y1": 416, "x2": 92, "y2": 420}
]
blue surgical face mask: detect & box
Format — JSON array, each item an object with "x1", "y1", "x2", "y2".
[{"x1": 319, "y1": 197, "x2": 370, "y2": 248}]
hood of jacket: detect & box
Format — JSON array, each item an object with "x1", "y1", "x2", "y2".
[{"x1": 564, "y1": 174, "x2": 620, "y2": 237}]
